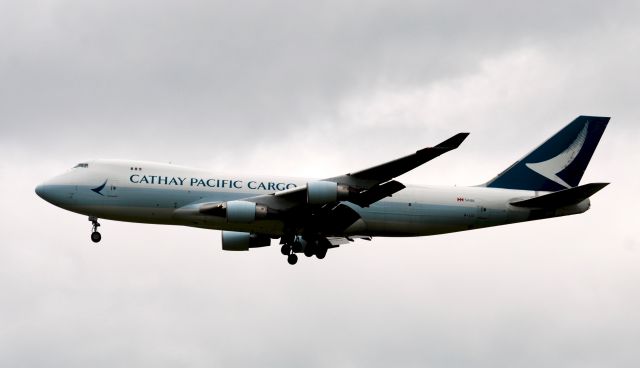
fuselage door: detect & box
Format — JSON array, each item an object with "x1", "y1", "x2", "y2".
[{"x1": 477, "y1": 203, "x2": 488, "y2": 221}]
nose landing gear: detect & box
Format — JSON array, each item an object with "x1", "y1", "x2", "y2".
[{"x1": 89, "y1": 216, "x2": 101, "y2": 243}]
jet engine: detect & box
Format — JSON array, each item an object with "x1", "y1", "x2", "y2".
[
  {"x1": 221, "y1": 231, "x2": 271, "y2": 251},
  {"x1": 200, "y1": 200, "x2": 268, "y2": 223},
  {"x1": 306, "y1": 181, "x2": 350, "y2": 205},
  {"x1": 226, "y1": 200, "x2": 268, "y2": 222}
]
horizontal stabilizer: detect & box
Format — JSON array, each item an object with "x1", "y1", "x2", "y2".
[{"x1": 510, "y1": 182, "x2": 609, "y2": 208}]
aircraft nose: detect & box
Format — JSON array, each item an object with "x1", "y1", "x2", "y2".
[
  {"x1": 35, "y1": 183, "x2": 49, "y2": 200},
  {"x1": 35, "y1": 172, "x2": 80, "y2": 209}
]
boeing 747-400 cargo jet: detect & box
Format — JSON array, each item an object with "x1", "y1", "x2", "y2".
[{"x1": 36, "y1": 116, "x2": 609, "y2": 265}]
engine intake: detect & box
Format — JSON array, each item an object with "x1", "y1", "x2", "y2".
[
  {"x1": 221, "y1": 231, "x2": 271, "y2": 251},
  {"x1": 307, "y1": 181, "x2": 350, "y2": 205}
]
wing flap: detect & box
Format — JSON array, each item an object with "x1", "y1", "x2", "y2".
[{"x1": 326, "y1": 235, "x2": 372, "y2": 246}]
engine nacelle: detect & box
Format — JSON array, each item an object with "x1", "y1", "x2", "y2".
[
  {"x1": 199, "y1": 201, "x2": 268, "y2": 222},
  {"x1": 307, "y1": 181, "x2": 350, "y2": 205},
  {"x1": 226, "y1": 201, "x2": 268, "y2": 223},
  {"x1": 221, "y1": 231, "x2": 271, "y2": 251}
]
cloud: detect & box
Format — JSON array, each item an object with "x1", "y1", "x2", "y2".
[
  {"x1": 2, "y1": 0, "x2": 637, "y2": 158},
  {"x1": 1, "y1": 0, "x2": 640, "y2": 367}
]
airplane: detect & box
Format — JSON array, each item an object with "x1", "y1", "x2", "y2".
[{"x1": 35, "y1": 115, "x2": 610, "y2": 265}]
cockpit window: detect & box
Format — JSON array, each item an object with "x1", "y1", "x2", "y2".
[{"x1": 73, "y1": 163, "x2": 89, "y2": 168}]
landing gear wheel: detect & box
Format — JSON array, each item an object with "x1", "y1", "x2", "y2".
[
  {"x1": 281, "y1": 244, "x2": 290, "y2": 256},
  {"x1": 303, "y1": 247, "x2": 314, "y2": 257},
  {"x1": 316, "y1": 247, "x2": 327, "y2": 259},
  {"x1": 88, "y1": 216, "x2": 101, "y2": 244},
  {"x1": 91, "y1": 231, "x2": 102, "y2": 243},
  {"x1": 287, "y1": 253, "x2": 298, "y2": 265},
  {"x1": 292, "y1": 241, "x2": 303, "y2": 253}
]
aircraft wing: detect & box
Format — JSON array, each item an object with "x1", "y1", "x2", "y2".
[
  {"x1": 180, "y1": 132, "x2": 470, "y2": 232},
  {"x1": 325, "y1": 132, "x2": 470, "y2": 189},
  {"x1": 264, "y1": 132, "x2": 470, "y2": 209},
  {"x1": 327, "y1": 235, "x2": 372, "y2": 245},
  {"x1": 267, "y1": 179, "x2": 407, "y2": 209}
]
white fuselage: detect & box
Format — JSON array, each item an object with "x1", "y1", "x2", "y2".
[{"x1": 35, "y1": 160, "x2": 590, "y2": 237}]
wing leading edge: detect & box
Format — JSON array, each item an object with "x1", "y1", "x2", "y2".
[
  {"x1": 269, "y1": 132, "x2": 470, "y2": 209},
  {"x1": 326, "y1": 132, "x2": 470, "y2": 189}
]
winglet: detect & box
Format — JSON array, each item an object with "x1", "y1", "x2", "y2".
[{"x1": 433, "y1": 132, "x2": 470, "y2": 150}]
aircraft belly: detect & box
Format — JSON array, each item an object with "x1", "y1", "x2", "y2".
[
  {"x1": 357, "y1": 201, "x2": 474, "y2": 236},
  {"x1": 174, "y1": 213, "x2": 285, "y2": 236},
  {"x1": 66, "y1": 205, "x2": 176, "y2": 224}
]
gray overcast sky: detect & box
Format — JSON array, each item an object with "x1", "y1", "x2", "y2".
[{"x1": 1, "y1": 1, "x2": 639, "y2": 367}]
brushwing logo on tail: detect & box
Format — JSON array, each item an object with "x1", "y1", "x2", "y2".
[{"x1": 525, "y1": 122, "x2": 589, "y2": 188}]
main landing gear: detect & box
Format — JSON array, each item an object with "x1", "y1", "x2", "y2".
[
  {"x1": 89, "y1": 216, "x2": 101, "y2": 243},
  {"x1": 280, "y1": 243, "x2": 298, "y2": 265},
  {"x1": 280, "y1": 236, "x2": 329, "y2": 265}
]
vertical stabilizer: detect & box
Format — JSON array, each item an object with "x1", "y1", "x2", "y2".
[{"x1": 484, "y1": 116, "x2": 609, "y2": 191}]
